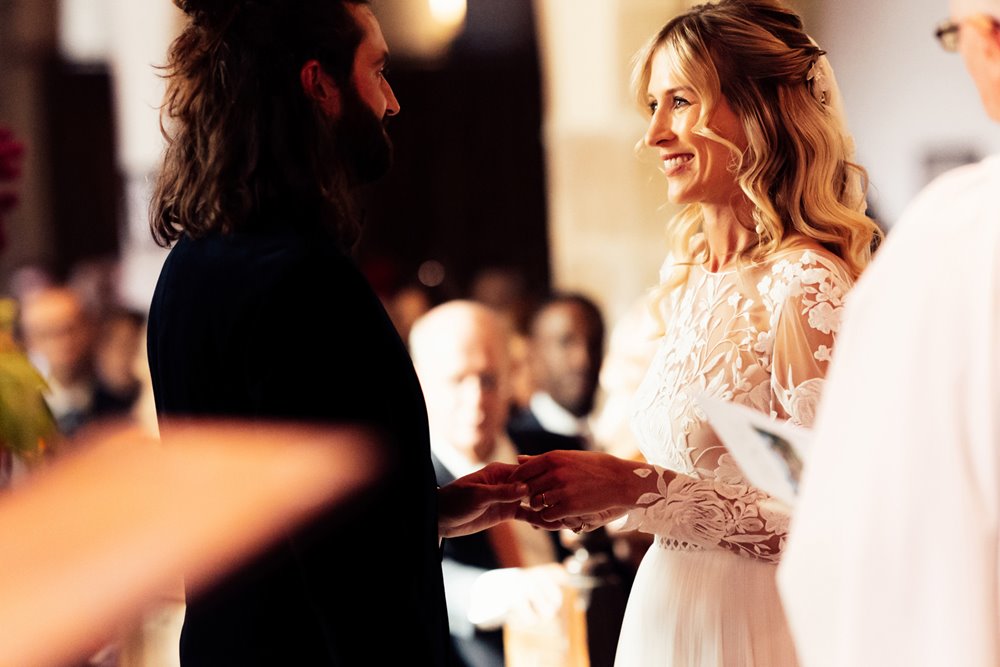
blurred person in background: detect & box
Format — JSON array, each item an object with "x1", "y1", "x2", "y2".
[
  {"x1": 507, "y1": 293, "x2": 605, "y2": 457},
  {"x1": 147, "y1": 1, "x2": 526, "y2": 665},
  {"x1": 411, "y1": 300, "x2": 564, "y2": 667},
  {"x1": 93, "y1": 307, "x2": 145, "y2": 412},
  {"x1": 20, "y1": 285, "x2": 135, "y2": 436},
  {"x1": 67, "y1": 257, "x2": 124, "y2": 323},
  {"x1": 469, "y1": 266, "x2": 533, "y2": 333},
  {"x1": 510, "y1": 1, "x2": 881, "y2": 664},
  {"x1": 6, "y1": 263, "x2": 55, "y2": 303},
  {"x1": 778, "y1": 1, "x2": 1000, "y2": 664},
  {"x1": 591, "y1": 296, "x2": 661, "y2": 463},
  {"x1": 506, "y1": 293, "x2": 632, "y2": 667}
]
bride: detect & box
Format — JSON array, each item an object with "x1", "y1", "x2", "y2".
[{"x1": 512, "y1": 1, "x2": 881, "y2": 664}]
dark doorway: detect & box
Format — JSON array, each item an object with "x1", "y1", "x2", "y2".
[{"x1": 357, "y1": 0, "x2": 549, "y2": 306}]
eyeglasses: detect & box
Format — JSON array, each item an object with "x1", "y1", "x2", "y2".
[
  {"x1": 935, "y1": 20, "x2": 961, "y2": 51},
  {"x1": 935, "y1": 15, "x2": 1000, "y2": 52}
]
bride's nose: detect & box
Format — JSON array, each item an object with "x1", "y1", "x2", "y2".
[{"x1": 645, "y1": 108, "x2": 676, "y2": 147}]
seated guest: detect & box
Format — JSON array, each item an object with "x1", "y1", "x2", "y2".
[
  {"x1": 508, "y1": 293, "x2": 605, "y2": 455},
  {"x1": 507, "y1": 293, "x2": 631, "y2": 666},
  {"x1": 19, "y1": 286, "x2": 135, "y2": 436},
  {"x1": 93, "y1": 307, "x2": 145, "y2": 411},
  {"x1": 592, "y1": 296, "x2": 661, "y2": 462},
  {"x1": 411, "y1": 301, "x2": 564, "y2": 667}
]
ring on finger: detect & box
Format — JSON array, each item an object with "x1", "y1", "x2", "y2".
[{"x1": 541, "y1": 492, "x2": 550, "y2": 508}]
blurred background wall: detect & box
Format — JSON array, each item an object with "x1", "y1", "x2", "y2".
[
  {"x1": 811, "y1": 0, "x2": 1000, "y2": 223},
  {"x1": 0, "y1": 0, "x2": 996, "y2": 326}
]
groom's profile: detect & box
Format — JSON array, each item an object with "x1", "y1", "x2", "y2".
[{"x1": 147, "y1": 1, "x2": 525, "y2": 665}]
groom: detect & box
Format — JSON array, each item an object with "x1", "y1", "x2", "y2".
[{"x1": 147, "y1": 1, "x2": 526, "y2": 665}]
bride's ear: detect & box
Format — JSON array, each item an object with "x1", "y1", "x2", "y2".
[{"x1": 300, "y1": 60, "x2": 342, "y2": 118}]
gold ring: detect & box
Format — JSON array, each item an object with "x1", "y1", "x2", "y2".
[{"x1": 541, "y1": 492, "x2": 548, "y2": 508}]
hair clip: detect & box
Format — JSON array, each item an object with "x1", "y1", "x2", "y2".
[{"x1": 806, "y1": 58, "x2": 829, "y2": 106}]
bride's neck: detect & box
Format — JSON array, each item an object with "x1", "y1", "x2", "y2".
[{"x1": 700, "y1": 203, "x2": 756, "y2": 272}]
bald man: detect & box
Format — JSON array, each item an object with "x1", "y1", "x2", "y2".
[
  {"x1": 778, "y1": 2, "x2": 1000, "y2": 664},
  {"x1": 411, "y1": 301, "x2": 564, "y2": 667}
]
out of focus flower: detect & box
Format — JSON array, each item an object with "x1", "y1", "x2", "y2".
[
  {"x1": 0, "y1": 126, "x2": 25, "y2": 254},
  {"x1": 0, "y1": 299, "x2": 58, "y2": 467},
  {"x1": 0, "y1": 127, "x2": 25, "y2": 182}
]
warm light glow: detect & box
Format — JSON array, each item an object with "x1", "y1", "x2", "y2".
[
  {"x1": 428, "y1": 0, "x2": 467, "y2": 29},
  {"x1": 418, "y1": 260, "x2": 446, "y2": 288}
]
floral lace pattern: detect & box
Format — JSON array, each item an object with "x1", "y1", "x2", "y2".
[{"x1": 628, "y1": 247, "x2": 852, "y2": 562}]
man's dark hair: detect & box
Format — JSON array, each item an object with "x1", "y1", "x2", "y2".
[
  {"x1": 528, "y1": 293, "x2": 605, "y2": 338},
  {"x1": 151, "y1": 0, "x2": 370, "y2": 251}
]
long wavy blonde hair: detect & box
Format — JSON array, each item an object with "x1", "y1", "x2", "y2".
[{"x1": 635, "y1": 0, "x2": 881, "y2": 303}]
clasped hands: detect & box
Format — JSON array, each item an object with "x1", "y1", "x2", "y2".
[{"x1": 438, "y1": 450, "x2": 641, "y2": 539}]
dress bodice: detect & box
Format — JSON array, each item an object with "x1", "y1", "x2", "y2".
[{"x1": 626, "y1": 245, "x2": 853, "y2": 560}]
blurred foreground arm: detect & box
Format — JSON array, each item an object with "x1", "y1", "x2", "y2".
[{"x1": 0, "y1": 419, "x2": 383, "y2": 667}]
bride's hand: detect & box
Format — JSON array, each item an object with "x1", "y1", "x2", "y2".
[
  {"x1": 515, "y1": 506, "x2": 627, "y2": 533},
  {"x1": 508, "y1": 450, "x2": 644, "y2": 522}
]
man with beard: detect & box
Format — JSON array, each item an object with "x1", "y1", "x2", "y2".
[{"x1": 147, "y1": 2, "x2": 527, "y2": 665}]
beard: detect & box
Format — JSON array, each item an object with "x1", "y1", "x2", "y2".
[{"x1": 335, "y1": 87, "x2": 393, "y2": 184}]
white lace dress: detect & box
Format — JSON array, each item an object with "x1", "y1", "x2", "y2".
[{"x1": 615, "y1": 246, "x2": 852, "y2": 667}]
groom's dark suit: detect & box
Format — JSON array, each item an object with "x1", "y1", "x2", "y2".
[{"x1": 148, "y1": 226, "x2": 449, "y2": 666}]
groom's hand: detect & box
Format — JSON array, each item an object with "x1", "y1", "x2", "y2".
[{"x1": 437, "y1": 462, "x2": 529, "y2": 539}]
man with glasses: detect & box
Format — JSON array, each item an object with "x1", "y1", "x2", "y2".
[{"x1": 778, "y1": 1, "x2": 1000, "y2": 665}]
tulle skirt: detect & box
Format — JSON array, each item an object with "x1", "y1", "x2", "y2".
[{"x1": 614, "y1": 540, "x2": 798, "y2": 667}]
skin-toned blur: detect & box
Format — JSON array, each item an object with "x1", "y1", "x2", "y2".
[{"x1": 19, "y1": 287, "x2": 93, "y2": 386}]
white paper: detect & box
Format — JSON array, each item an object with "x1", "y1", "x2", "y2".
[{"x1": 696, "y1": 394, "x2": 812, "y2": 506}]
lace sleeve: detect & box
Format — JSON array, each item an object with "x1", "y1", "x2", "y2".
[
  {"x1": 621, "y1": 457, "x2": 791, "y2": 562},
  {"x1": 620, "y1": 251, "x2": 852, "y2": 562},
  {"x1": 768, "y1": 252, "x2": 852, "y2": 426}
]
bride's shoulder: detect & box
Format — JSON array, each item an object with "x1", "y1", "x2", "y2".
[{"x1": 765, "y1": 236, "x2": 850, "y2": 277}]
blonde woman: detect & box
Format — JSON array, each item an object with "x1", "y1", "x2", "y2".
[{"x1": 512, "y1": 1, "x2": 881, "y2": 664}]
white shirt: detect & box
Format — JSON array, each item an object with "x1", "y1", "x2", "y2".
[
  {"x1": 432, "y1": 433, "x2": 558, "y2": 630},
  {"x1": 529, "y1": 391, "x2": 592, "y2": 441},
  {"x1": 778, "y1": 155, "x2": 1000, "y2": 666},
  {"x1": 40, "y1": 375, "x2": 94, "y2": 422}
]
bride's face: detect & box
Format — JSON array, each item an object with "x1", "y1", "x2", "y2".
[{"x1": 643, "y1": 48, "x2": 747, "y2": 208}]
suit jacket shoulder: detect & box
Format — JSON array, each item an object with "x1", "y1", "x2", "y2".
[{"x1": 507, "y1": 407, "x2": 586, "y2": 457}]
